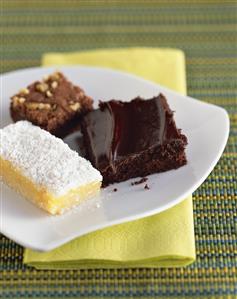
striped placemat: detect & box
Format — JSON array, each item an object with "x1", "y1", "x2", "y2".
[{"x1": 1, "y1": 1, "x2": 236, "y2": 298}]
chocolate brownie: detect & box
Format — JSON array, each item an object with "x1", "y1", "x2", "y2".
[
  {"x1": 10, "y1": 71, "x2": 93, "y2": 137},
  {"x1": 81, "y1": 94, "x2": 187, "y2": 186}
]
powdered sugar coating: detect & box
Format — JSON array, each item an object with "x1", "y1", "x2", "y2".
[{"x1": 0, "y1": 121, "x2": 102, "y2": 196}]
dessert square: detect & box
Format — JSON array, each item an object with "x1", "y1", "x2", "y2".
[
  {"x1": 0, "y1": 121, "x2": 102, "y2": 215},
  {"x1": 81, "y1": 94, "x2": 187, "y2": 186},
  {"x1": 10, "y1": 71, "x2": 93, "y2": 137}
]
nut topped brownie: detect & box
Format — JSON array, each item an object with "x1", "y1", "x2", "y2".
[
  {"x1": 81, "y1": 94, "x2": 188, "y2": 186},
  {"x1": 10, "y1": 71, "x2": 93, "y2": 137}
]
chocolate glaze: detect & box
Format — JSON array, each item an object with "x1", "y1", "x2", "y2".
[
  {"x1": 80, "y1": 94, "x2": 187, "y2": 186},
  {"x1": 83, "y1": 94, "x2": 180, "y2": 168},
  {"x1": 81, "y1": 105, "x2": 114, "y2": 169}
]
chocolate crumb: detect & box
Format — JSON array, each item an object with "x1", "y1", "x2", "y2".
[
  {"x1": 144, "y1": 184, "x2": 150, "y2": 190},
  {"x1": 113, "y1": 188, "x2": 117, "y2": 192},
  {"x1": 131, "y1": 177, "x2": 148, "y2": 186}
]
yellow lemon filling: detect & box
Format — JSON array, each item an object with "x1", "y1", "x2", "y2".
[{"x1": 1, "y1": 158, "x2": 101, "y2": 215}]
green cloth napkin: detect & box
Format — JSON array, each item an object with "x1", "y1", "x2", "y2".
[{"x1": 24, "y1": 48, "x2": 195, "y2": 269}]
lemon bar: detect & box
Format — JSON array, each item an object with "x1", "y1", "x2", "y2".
[{"x1": 0, "y1": 121, "x2": 102, "y2": 215}]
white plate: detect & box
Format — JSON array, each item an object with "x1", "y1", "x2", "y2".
[{"x1": 0, "y1": 66, "x2": 229, "y2": 251}]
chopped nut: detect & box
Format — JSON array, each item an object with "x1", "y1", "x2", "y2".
[
  {"x1": 51, "y1": 81, "x2": 58, "y2": 89},
  {"x1": 26, "y1": 103, "x2": 39, "y2": 110},
  {"x1": 44, "y1": 104, "x2": 51, "y2": 109},
  {"x1": 18, "y1": 97, "x2": 26, "y2": 104},
  {"x1": 12, "y1": 96, "x2": 19, "y2": 107},
  {"x1": 19, "y1": 88, "x2": 29, "y2": 95},
  {"x1": 78, "y1": 91, "x2": 85, "y2": 97},
  {"x1": 69, "y1": 100, "x2": 74, "y2": 105},
  {"x1": 46, "y1": 90, "x2": 53, "y2": 97},
  {"x1": 38, "y1": 103, "x2": 45, "y2": 109},
  {"x1": 38, "y1": 103, "x2": 51, "y2": 110},
  {"x1": 12, "y1": 96, "x2": 25, "y2": 107},
  {"x1": 43, "y1": 75, "x2": 49, "y2": 81},
  {"x1": 50, "y1": 71, "x2": 61, "y2": 80},
  {"x1": 36, "y1": 83, "x2": 48, "y2": 93},
  {"x1": 12, "y1": 96, "x2": 19, "y2": 102},
  {"x1": 52, "y1": 104, "x2": 57, "y2": 110},
  {"x1": 26, "y1": 102, "x2": 51, "y2": 110},
  {"x1": 69, "y1": 102, "x2": 81, "y2": 111}
]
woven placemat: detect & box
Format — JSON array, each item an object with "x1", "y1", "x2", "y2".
[{"x1": 1, "y1": 1, "x2": 236, "y2": 298}]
